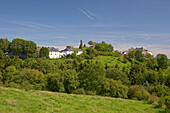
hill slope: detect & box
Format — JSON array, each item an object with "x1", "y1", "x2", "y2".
[{"x1": 0, "y1": 87, "x2": 164, "y2": 113}]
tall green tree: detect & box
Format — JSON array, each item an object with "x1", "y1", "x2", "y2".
[
  {"x1": 39, "y1": 47, "x2": 49, "y2": 58},
  {"x1": 10, "y1": 38, "x2": 37, "y2": 58},
  {"x1": 128, "y1": 47, "x2": 135, "y2": 59},
  {"x1": 24, "y1": 40, "x2": 37, "y2": 57},
  {"x1": 95, "y1": 41, "x2": 113, "y2": 52},
  {"x1": 61, "y1": 70, "x2": 79, "y2": 93},
  {"x1": 0, "y1": 50, "x2": 6, "y2": 70},
  {"x1": 135, "y1": 49, "x2": 144, "y2": 62},
  {"x1": 78, "y1": 61, "x2": 106, "y2": 94},
  {"x1": 0, "y1": 38, "x2": 10, "y2": 52},
  {"x1": 156, "y1": 54, "x2": 168, "y2": 69},
  {"x1": 106, "y1": 68, "x2": 130, "y2": 85},
  {"x1": 10, "y1": 38, "x2": 25, "y2": 55},
  {"x1": 88, "y1": 40, "x2": 93, "y2": 45}
]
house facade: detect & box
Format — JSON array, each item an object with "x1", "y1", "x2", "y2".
[
  {"x1": 49, "y1": 47, "x2": 61, "y2": 59},
  {"x1": 48, "y1": 47, "x2": 83, "y2": 59}
]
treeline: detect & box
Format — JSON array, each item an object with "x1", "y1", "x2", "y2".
[
  {"x1": 0, "y1": 38, "x2": 170, "y2": 110},
  {"x1": 0, "y1": 38, "x2": 37, "y2": 58}
]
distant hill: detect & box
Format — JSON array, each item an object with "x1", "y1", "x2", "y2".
[{"x1": 0, "y1": 87, "x2": 164, "y2": 113}]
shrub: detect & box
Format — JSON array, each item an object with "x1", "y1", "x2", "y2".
[
  {"x1": 106, "y1": 68, "x2": 130, "y2": 85},
  {"x1": 148, "y1": 85, "x2": 170, "y2": 97},
  {"x1": 72, "y1": 88, "x2": 86, "y2": 94},
  {"x1": 61, "y1": 70, "x2": 79, "y2": 93},
  {"x1": 86, "y1": 91, "x2": 96, "y2": 95},
  {"x1": 46, "y1": 73, "x2": 65, "y2": 92},
  {"x1": 158, "y1": 96, "x2": 165, "y2": 107},
  {"x1": 165, "y1": 96, "x2": 170, "y2": 109},
  {"x1": 103, "y1": 79, "x2": 128, "y2": 98},
  {"x1": 148, "y1": 93, "x2": 160, "y2": 104},
  {"x1": 9, "y1": 68, "x2": 46, "y2": 90},
  {"x1": 128, "y1": 85, "x2": 150, "y2": 100},
  {"x1": 32, "y1": 58, "x2": 59, "y2": 74}
]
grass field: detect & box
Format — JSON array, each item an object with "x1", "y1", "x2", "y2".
[{"x1": 0, "y1": 87, "x2": 164, "y2": 113}]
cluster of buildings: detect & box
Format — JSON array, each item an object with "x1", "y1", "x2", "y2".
[
  {"x1": 36, "y1": 41, "x2": 84, "y2": 59},
  {"x1": 49, "y1": 46, "x2": 83, "y2": 58},
  {"x1": 122, "y1": 47, "x2": 152, "y2": 55}
]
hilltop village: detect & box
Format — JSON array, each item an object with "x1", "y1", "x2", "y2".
[{"x1": 36, "y1": 40, "x2": 152, "y2": 59}]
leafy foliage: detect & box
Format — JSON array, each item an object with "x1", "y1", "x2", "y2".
[
  {"x1": 0, "y1": 38, "x2": 10, "y2": 52},
  {"x1": 95, "y1": 41, "x2": 113, "y2": 52},
  {"x1": 39, "y1": 47, "x2": 49, "y2": 58},
  {"x1": 10, "y1": 38, "x2": 37, "y2": 58}
]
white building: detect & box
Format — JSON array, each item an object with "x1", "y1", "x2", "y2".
[
  {"x1": 49, "y1": 47, "x2": 83, "y2": 59},
  {"x1": 61, "y1": 48, "x2": 83, "y2": 56},
  {"x1": 49, "y1": 47, "x2": 61, "y2": 59}
]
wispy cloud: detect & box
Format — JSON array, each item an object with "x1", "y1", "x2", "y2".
[
  {"x1": 77, "y1": 7, "x2": 94, "y2": 20},
  {"x1": 77, "y1": 7, "x2": 103, "y2": 21},
  {"x1": 3, "y1": 20, "x2": 55, "y2": 29},
  {"x1": 86, "y1": 10, "x2": 103, "y2": 20}
]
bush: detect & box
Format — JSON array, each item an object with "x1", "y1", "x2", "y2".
[
  {"x1": 103, "y1": 79, "x2": 128, "y2": 98},
  {"x1": 46, "y1": 73, "x2": 65, "y2": 92},
  {"x1": 32, "y1": 58, "x2": 59, "y2": 74},
  {"x1": 148, "y1": 85, "x2": 170, "y2": 97},
  {"x1": 9, "y1": 68, "x2": 46, "y2": 90},
  {"x1": 106, "y1": 68, "x2": 130, "y2": 85},
  {"x1": 165, "y1": 96, "x2": 170, "y2": 109},
  {"x1": 72, "y1": 88, "x2": 86, "y2": 94},
  {"x1": 128, "y1": 85, "x2": 150, "y2": 100},
  {"x1": 158, "y1": 96, "x2": 166, "y2": 107},
  {"x1": 147, "y1": 93, "x2": 160, "y2": 104},
  {"x1": 61, "y1": 70, "x2": 79, "y2": 93}
]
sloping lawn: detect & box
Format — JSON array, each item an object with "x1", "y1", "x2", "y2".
[{"x1": 0, "y1": 87, "x2": 164, "y2": 113}]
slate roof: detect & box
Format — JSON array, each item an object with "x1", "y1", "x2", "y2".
[
  {"x1": 49, "y1": 47, "x2": 59, "y2": 52},
  {"x1": 62, "y1": 48, "x2": 83, "y2": 52}
]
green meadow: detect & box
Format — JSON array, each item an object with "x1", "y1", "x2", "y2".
[{"x1": 0, "y1": 87, "x2": 164, "y2": 113}]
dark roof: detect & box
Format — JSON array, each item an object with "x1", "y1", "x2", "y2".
[
  {"x1": 49, "y1": 47, "x2": 59, "y2": 52},
  {"x1": 62, "y1": 48, "x2": 83, "y2": 52}
]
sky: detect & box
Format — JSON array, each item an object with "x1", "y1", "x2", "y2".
[{"x1": 0, "y1": 0, "x2": 170, "y2": 58}]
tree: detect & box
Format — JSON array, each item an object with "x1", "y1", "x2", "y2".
[
  {"x1": 10, "y1": 38, "x2": 25, "y2": 55},
  {"x1": 46, "y1": 73, "x2": 65, "y2": 92},
  {"x1": 128, "y1": 47, "x2": 135, "y2": 59},
  {"x1": 61, "y1": 70, "x2": 79, "y2": 93},
  {"x1": 88, "y1": 40, "x2": 93, "y2": 45},
  {"x1": 95, "y1": 41, "x2": 113, "y2": 52},
  {"x1": 103, "y1": 79, "x2": 128, "y2": 98},
  {"x1": 32, "y1": 58, "x2": 59, "y2": 74},
  {"x1": 156, "y1": 54, "x2": 168, "y2": 69},
  {"x1": 2, "y1": 66, "x2": 18, "y2": 84},
  {"x1": 135, "y1": 49, "x2": 144, "y2": 62},
  {"x1": 0, "y1": 50, "x2": 6, "y2": 70},
  {"x1": 24, "y1": 40, "x2": 37, "y2": 57},
  {"x1": 39, "y1": 47, "x2": 49, "y2": 58},
  {"x1": 10, "y1": 68, "x2": 46, "y2": 90},
  {"x1": 78, "y1": 62, "x2": 106, "y2": 94},
  {"x1": 10, "y1": 38, "x2": 37, "y2": 58},
  {"x1": 146, "y1": 55, "x2": 158, "y2": 70},
  {"x1": 0, "y1": 38, "x2": 10, "y2": 52},
  {"x1": 106, "y1": 68, "x2": 130, "y2": 85},
  {"x1": 79, "y1": 43, "x2": 82, "y2": 49}
]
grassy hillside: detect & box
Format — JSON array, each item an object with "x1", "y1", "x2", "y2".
[
  {"x1": 51, "y1": 56, "x2": 131, "y2": 69},
  {"x1": 0, "y1": 87, "x2": 164, "y2": 113}
]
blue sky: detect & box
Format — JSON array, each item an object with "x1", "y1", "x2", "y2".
[{"x1": 0, "y1": 0, "x2": 170, "y2": 58}]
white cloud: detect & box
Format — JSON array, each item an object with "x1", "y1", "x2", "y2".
[
  {"x1": 77, "y1": 7, "x2": 94, "y2": 20},
  {"x1": 4, "y1": 20, "x2": 56, "y2": 29}
]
